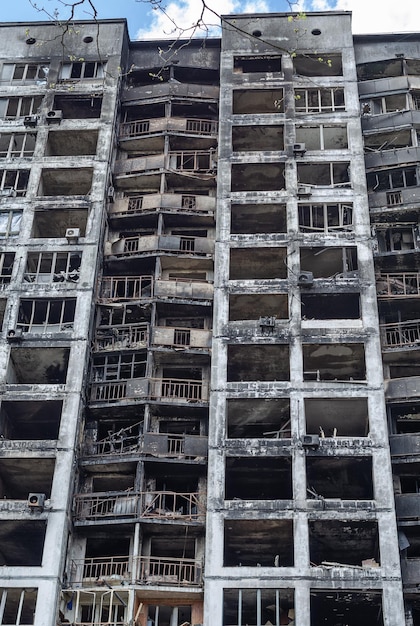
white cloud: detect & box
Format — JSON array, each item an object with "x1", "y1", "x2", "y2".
[{"x1": 136, "y1": 0, "x2": 269, "y2": 39}]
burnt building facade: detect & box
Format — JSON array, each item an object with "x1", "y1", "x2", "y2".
[{"x1": 0, "y1": 10, "x2": 418, "y2": 626}]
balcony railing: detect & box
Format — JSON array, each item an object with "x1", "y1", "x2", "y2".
[
  {"x1": 107, "y1": 234, "x2": 214, "y2": 258},
  {"x1": 89, "y1": 377, "x2": 209, "y2": 404},
  {"x1": 152, "y1": 326, "x2": 212, "y2": 349},
  {"x1": 119, "y1": 117, "x2": 218, "y2": 139},
  {"x1": 377, "y1": 273, "x2": 420, "y2": 298},
  {"x1": 380, "y1": 319, "x2": 420, "y2": 349},
  {"x1": 70, "y1": 555, "x2": 203, "y2": 586},
  {"x1": 93, "y1": 323, "x2": 149, "y2": 352},
  {"x1": 99, "y1": 276, "x2": 153, "y2": 301},
  {"x1": 150, "y1": 377, "x2": 207, "y2": 402},
  {"x1": 83, "y1": 421, "x2": 143, "y2": 456},
  {"x1": 74, "y1": 491, "x2": 204, "y2": 522}
]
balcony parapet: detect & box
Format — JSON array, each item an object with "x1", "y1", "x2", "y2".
[
  {"x1": 365, "y1": 145, "x2": 420, "y2": 170},
  {"x1": 122, "y1": 82, "x2": 219, "y2": 102},
  {"x1": 109, "y1": 193, "x2": 215, "y2": 219},
  {"x1": 74, "y1": 490, "x2": 205, "y2": 523},
  {"x1": 114, "y1": 150, "x2": 217, "y2": 179},
  {"x1": 377, "y1": 272, "x2": 420, "y2": 298},
  {"x1": 152, "y1": 326, "x2": 211, "y2": 349},
  {"x1": 362, "y1": 109, "x2": 420, "y2": 132},
  {"x1": 390, "y1": 434, "x2": 420, "y2": 457},
  {"x1": 89, "y1": 377, "x2": 209, "y2": 404},
  {"x1": 358, "y1": 75, "x2": 420, "y2": 98},
  {"x1": 106, "y1": 234, "x2": 214, "y2": 258},
  {"x1": 395, "y1": 493, "x2": 420, "y2": 519},
  {"x1": 119, "y1": 117, "x2": 218, "y2": 140},
  {"x1": 154, "y1": 278, "x2": 213, "y2": 301},
  {"x1": 380, "y1": 319, "x2": 420, "y2": 351},
  {"x1": 93, "y1": 323, "x2": 149, "y2": 352},
  {"x1": 368, "y1": 186, "x2": 420, "y2": 209},
  {"x1": 385, "y1": 376, "x2": 420, "y2": 401}
]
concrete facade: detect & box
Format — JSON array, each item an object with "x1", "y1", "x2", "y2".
[{"x1": 0, "y1": 10, "x2": 418, "y2": 626}]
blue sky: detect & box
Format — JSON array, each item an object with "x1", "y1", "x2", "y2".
[{"x1": 0, "y1": 0, "x2": 418, "y2": 39}]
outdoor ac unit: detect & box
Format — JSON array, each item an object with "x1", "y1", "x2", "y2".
[
  {"x1": 298, "y1": 271, "x2": 314, "y2": 286},
  {"x1": 302, "y1": 434, "x2": 320, "y2": 447},
  {"x1": 23, "y1": 115, "x2": 37, "y2": 127},
  {"x1": 6, "y1": 328, "x2": 23, "y2": 343},
  {"x1": 297, "y1": 185, "x2": 312, "y2": 196},
  {"x1": 65, "y1": 227, "x2": 80, "y2": 241},
  {"x1": 28, "y1": 493, "x2": 46, "y2": 510},
  {"x1": 293, "y1": 142, "x2": 306, "y2": 155},
  {"x1": 46, "y1": 109, "x2": 63, "y2": 123}
]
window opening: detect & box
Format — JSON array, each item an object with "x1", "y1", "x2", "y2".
[
  {"x1": 0, "y1": 211, "x2": 22, "y2": 238},
  {"x1": 295, "y1": 87, "x2": 345, "y2": 113}
]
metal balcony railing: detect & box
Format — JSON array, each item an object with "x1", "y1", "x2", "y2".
[
  {"x1": 93, "y1": 323, "x2": 149, "y2": 352},
  {"x1": 150, "y1": 378, "x2": 207, "y2": 402},
  {"x1": 90, "y1": 380, "x2": 127, "y2": 403},
  {"x1": 83, "y1": 422, "x2": 143, "y2": 456},
  {"x1": 99, "y1": 276, "x2": 153, "y2": 301},
  {"x1": 89, "y1": 377, "x2": 208, "y2": 404},
  {"x1": 119, "y1": 117, "x2": 217, "y2": 139},
  {"x1": 71, "y1": 556, "x2": 132, "y2": 583},
  {"x1": 381, "y1": 319, "x2": 420, "y2": 349},
  {"x1": 74, "y1": 491, "x2": 204, "y2": 522},
  {"x1": 137, "y1": 555, "x2": 202, "y2": 586}
]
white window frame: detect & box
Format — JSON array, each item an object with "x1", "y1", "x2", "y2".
[
  {"x1": 60, "y1": 61, "x2": 106, "y2": 81},
  {"x1": 0, "y1": 169, "x2": 30, "y2": 196},
  {"x1": 0, "y1": 210, "x2": 22, "y2": 238},
  {"x1": 1, "y1": 63, "x2": 49, "y2": 84},
  {"x1": 295, "y1": 87, "x2": 345, "y2": 113},
  {"x1": 298, "y1": 203, "x2": 353, "y2": 233},
  {"x1": 17, "y1": 298, "x2": 76, "y2": 333},
  {"x1": 0, "y1": 133, "x2": 36, "y2": 158},
  {"x1": 24, "y1": 251, "x2": 81, "y2": 284}
]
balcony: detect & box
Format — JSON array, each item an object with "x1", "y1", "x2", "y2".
[
  {"x1": 377, "y1": 273, "x2": 420, "y2": 298},
  {"x1": 119, "y1": 117, "x2": 218, "y2": 150},
  {"x1": 380, "y1": 319, "x2": 420, "y2": 351},
  {"x1": 362, "y1": 109, "x2": 420, "y2": 132},
  {"x1": 122, "y1": 82, "x2": 219, "y2": 103},
  {"x1": 70, "y1": 555, "x2": 203, "y2": 587},
  {"x1": 106, "y1": 234, "x2": 214, "y2": 259},
  {"x1": 390, "y1": 434, "x2": 420, "y2": 457},
  {"x1": 365, "y1": 146, "x2": 420, "y2": 170},
  {"x1": 368, "y1": 186, "x2": 420, "y2": 210},
  {"x1": 154, "y1": 278, "x2": 213, "y2": 301},
  {"x1": 385, "y1": 376, "x2": 420, "y2": 401},
  {"x1": 395, "y1": 493, "x2": 420, "y2": 519},
  {"x1": 152, "y1": 326, "x2": 212, "y2": 349},
  {"x1": 109, "y1": 193, "x2": 215, "y2": 225},
  {"x1": 89, "y1": 377, "x2": 209, "y2": 404},
  {"x1": 99, "y1": 276, "x2": 153, "y2": 302},
  {"x1": 93, "y1": 323, "x2": 149, "y2": 352}
]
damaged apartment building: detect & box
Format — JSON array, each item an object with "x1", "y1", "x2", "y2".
[{"x1": 0, "y1": 8, "x2": 420, "y2": 626}]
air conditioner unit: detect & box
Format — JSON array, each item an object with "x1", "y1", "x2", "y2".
[
  {"x1": 23, "y1": 115, "x2": 38, "y2": 127},
  {"x1": 298, "y1": 185, "x2": 312, "y2": 197},
  {"x1": 65, "y1": 227, "x2": 80, "y2": 241},
  {"x1": 298, "y1": 271, "x2": 314, "y2": 286},
  {"x1": 28, "y1": 493, "x2": 46, "y2": 510},
  {"x1": 46, "y1": 109, "x2": 63, "y2": 123},
  {"x1": 302, "y1": 434, "x2": 320, "y2": 448},
  {"x1": 107, "y1": 185, "x2": 115, "y2": 202},
  {"x1": 6, "y1": 328, "x2": 23, "y2": 343},
  {"x1": 293, "y1": 142, "x2": 306, "y2": 155}
]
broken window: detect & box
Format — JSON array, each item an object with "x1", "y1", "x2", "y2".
[
  {"x1": 17, "y1": 298, "x2": 76, "y2": 333},
  {"x1": 390, "y1": 402, "x2": 420, "y2": 434},
  {"x1": 0, "y1": 400, "x2": 62, "y2": 440},
  {"x1": 305, "y1": 397, "x2": 369, "y2": 437},
  {"x1": 298, "y1": 203, "x2": 353, "y2": 232},
  {"x1": 233, "y1": 55, "x2": 281, "y2": 73},
  {"x1": 227, "y1": 345, "x2": 290, "y2": 381},
  {"x1": 300, "y1": 246, "x2": 358, "y2": 278},
  {"x1": 32, "y1": 208, "x2": 88, "y2": 238},
  {"x1": 303, "y1": 343, "x2": 366, "y2": 381},
  {"x1": 224, "y1": 519, "x2": 293, "y2": 566},
  {"x1": 357, "y1": 58, "x2": 404, "y2": 81},
  {"x1": 294, "y1": 87, "x2": 345, "y2": 113},
  {"x1": 309, "y1": 520, "x2": 379, "y2": 567},
  {"x1": 227, "y1": 398, "x2": 290, "y2": 439},
  {"x1": 231, "y1": 163, "x2": 285, "y2": 192},
  {"x1": 62, "y1": 590, "x2": 129, "y2": 626},
  {"x1": 146, "y1": 605, "x2": 193, "y2": 626},
  {"x1": 0, "y1": 588, "x2": 38, "y2": 625},
  {"x1": 45, "y1": 130, "x2": 98, "y2": 156},
  {"x1": 0, "y1": 252, "x2": 15, "y2": 285},
  {"x1": 232, "y1": 125, "x2": 284, "y2": 151},
  {"x1": 53, "y1": 95, "x2": 103, "y2": 118},
  {"x1": 230, "y1": 247, "x2": 287, "y2": 280},
  {"x1": 376, "y1": 226, "x2": 416, "y2": 253},
  {"x1": 0, "y1": 457, "x2": 55, "y2": 500},
  {"x1": 229, "y1": 293, "x2": 288, "y2": 321},
  {"x1": 307, "y1": 457, "x2": 373, "y2": 500},
  {"x1": 7, "y1": 347, "x2": 70, "y2": 385},
  {"x1": 363, "y1": 93, "x2": 407, "y2": 114},
  {"x1": 302, "y1": 293, "x2": 360, "y2": 320},
  {"x1": 0, "y1": 169, "x2": 30, "y2": 196},
  {"x1": 293, "y1": 53, "x2": 342, "y2": 76},
  {"x1": 310, "y1": 591, "x2": 384, "y2": 626},
  {"x1": 0, "y1": 520, "x2": 46, "y2": 565},
  {"x1": 0, "y1": 133, "x2": 36, "y2": 158},
  {"x1": 24, "y1": 252, "x2": 81, "y2": 284},
  {"x1": 231, "y1": 203, "x2": 287, "y2": 234},
  {"x1": 223, "y1": 588, "x2": 294, "y2": 626},
  {"x1": 297, "y1": 162, "x2": 350, "y2": 187},
  {"x1": 233, "y1": 88, "x2": 284, "y2": 114},
  {"x1": 60, "y1": 61, "x2": 106, "y2": 80},
  {"x1": 0, "y1": 95, "x2": 43, "y2": 119},
  {"x1": 0, "y1": 210, "x2": 22, "y2": 238},
  {"x1": 225, "y1": 457, "x2": 292, "y2": 499},
  {"x1": 0, "y1": 63, "x2": 49, "y2": 83},
  {"x1": 364, "y1": 129, "x2": 411, "y2": 151},
  {"x1": 367, "y1": 166, "x2": 417, "y2": 192},
  {"x1": 296, "y1": 125, "x2": 348, "y2": 150},
  {"x1": 91, "y1": 352, "x2": 146, "y2": 382},
  {"x1": 39, "y1": 167, "x2": 93, "y2": 196}
]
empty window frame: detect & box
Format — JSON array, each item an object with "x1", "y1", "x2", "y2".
[
  {"x1": 0, "y1": 170, "x2": 30, "y2": 196},
  {"x1": 227, "y1": 345, "x2": 290, "y2": 382},
  {"x1": 0, "y1": 63, "x2": 49, "y2": 83},
  {"x1": 0, "y1": 210, "x2": 22, "y2": 238},
  {"x1": 39, "y1": 168, "x2": 93, "y2": 196},
  {"x1": 357, "y1": 58, "x2": 403, "y2": 81},
  {"x1": 306, "y1": 456, "x2": 373, "y2": 500},
  {"x1": 364, "y1": 129, "x2": 411, "y2": 152},
  {"x1": 53, "y1": 95, "x2": 103, "y2": 118},
  {"x1": 0, "y1": 399, "x2": 62, "y2": 440},
  {"x1": 232, "y1": 125, "x2": 284, "y2": 152},
  {"x1": 227, "y1": 398, "x2": 291, "y2": 439},
  {"x1": 297, "y1": 162, "x2": 350, "y2": 187},
  {"x1": 0, "y1": 96, "x2": 43, "y2": 119},
  {"x1": 303, "y1": 343, "x2": 366, "y2": 381},
  {"x1": 231, "y1": 163, "x2": 285, "y2": 192},
  {"x1": 295, "y1": 87, "x2": 345, "y2": 113},
  {"x1": 232, "y1": 88, "x2": 284, "y2": 114},
  {"x1": 60, "y1": 61, "x2": 106, "y2": 80},
  {"x1": 293, "y1": 53, "x2": 342, "y2": 76},
  {"x1": 0, "y1": 133, "x2": 36, "y2": 158},
  {"x1": 310, "y1": 591, "x2": 384, "y2": 626},
  {"x1": 24, "y1": 252, "x2": 81, "y2": 284},
  {"x1": 298, "y1": 203, "x2": 353, "y2": 232},
  {"x1": 0, "y1": 253, "x2": 15, "y2": 285},
  {"x1": 146, "y1": 605, "x2": 192, "y2": 626},
  {"x1": 367, "y1": 166, "x2": 417, "y2": 192},
  {"x1": 0, "y1": 588, "x2": 38, "y2": 625},
  {"x1": 17, "y1": 298, "x2": 76, "y2": 333},
  {"x1": 363, "y1": 93, "x2": 407, "y2": 115},
  {"x1": 295, "y1": 125, "x2": 348, "y2": 150},
  {"x1": 300, "y1": 246, "x2": 357, "y2": 278},
  {"x1": 231, "y1": 203, "x2": 287, "y2": 234},
  {"x1": 225, "y1": 457, "x2": 292, "y2": 500},
  {"x1": 309, "y1": 520, "x2": 379, "y2": 567},
  {"x1": 223, "y1": 589, "x2": 294, "y2": 626},
  {"x1": 224, "y1": 519, "x2": 294, "y2": 567},
  {"x1": 233, "y1": 55, "x2": 281, "y2": 73},
  {"x1": 305, "y1": 397, "x2": 369, "y2": 437},
  {"x1": 91, "y1": 353, "x2": 146, "y2": 382},
  {"x1": 32, "y1": 208, "x2": 88, "y2": 238},
  {"x1": 301, "y1": 293, "x2": 360, "y2": 320},
  {"x1": 230, "y1": 247, "x2": 287, "y2": 280}
]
